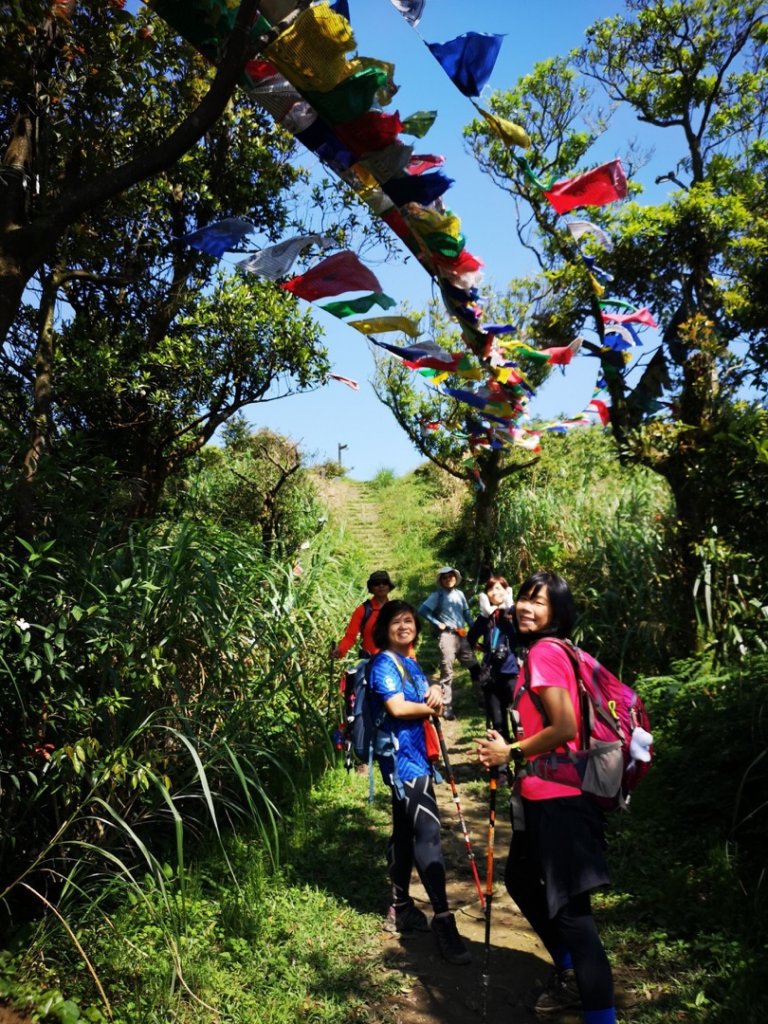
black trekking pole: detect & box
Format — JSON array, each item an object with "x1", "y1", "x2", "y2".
[
  {"x1": 433, "y1": 716, "x2": 486, "y2": 910},
  {"x1": 481, "y1": 767, "x2": 498, "y2": 1024}
]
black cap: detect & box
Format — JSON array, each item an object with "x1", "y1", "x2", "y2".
[{"x1": 367, "y1": 570, "x2": 395, "y2": 592}]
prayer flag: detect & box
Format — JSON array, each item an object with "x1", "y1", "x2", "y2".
[
  {"x1": 330, "y1": 0, "x2": 350, "y2": 19},
  {"x1": 321, "y1": 293, "x2": 397, "y2": 318},
  {"x1": 543, "y1": 159, "x2": 628, "y2": 215},
  {"x1": 389, "y1": 0, "x2": 425, "y2": 25},
  {"x1": 602, "y1": 307, "x2": 658, "y2": 329},
  {"x1": 585, "y1": 398, "x2": 610, "y2": 424},
  {"x1": 282, "y1": 100, "x2": 318, "y2": 134},
  {"x1": 264, "y1": 6, "x2": 355, "y2": 94},
  {"x1": 567, "y1": 219, "x2": 614, "y2": 250},
  {"x1": 476, "y1": 106, "x2": 530, "y2": 149},
  {"x1": 336, "y1": 110, "x2": 404, "y2": 156},
  {"x1": 402, "y1": 110, "x2": 437, "y2": 137},
  {"x1": 296, "y1": 118, "x2": 355, "y2": 169},
  {"x1": 357, "y1": 142, "x2": 414, "y2": 183},
  {"x1": 244, "y1": 59, "x2": 279, "y2": 84},
  {"x1": 281, "y1": 251, "x2": 382, "y2": 301},
  {"x1": 481, "y1": 323, "x2": 516, "y2": 336},
  {"x1": 427, "y1": 32, "x2": 504, "y2": 97},
  {"x1": 382, "y1": 170, "x2": 454, "y2": 206},
  {"x1": 349, "y1": 315, "x2": 420, "y2": 338},
  {"x1": 371, "y1": 337, "x2": 460, "y2": 370},
  {"x1": 407, "y1": 154, "x2": 445, "y2": 175},
  {"x1": 248, "y1": 75, "x2": 303, "y2": 122},
  {"x1": 603, "y1": 325, "x2": 640, "y2": 350},
  {"x1": 541, "y1": 337, "x2": 583, "y2": 365},
  {"x1": 328, "y1": 372, "x2": 358, "y2": 390},
  {"x1": 304, "y1": 63, "x2": 393, "y2": 124},
  {"x1": 181, "y1": 217, "x2": 255, "y2": 257},
  {"x1": 236, "y1": 234, "x2": 333, "y2": 280}
]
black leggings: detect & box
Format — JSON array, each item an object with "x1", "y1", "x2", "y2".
[
  {"x1": 388, "y1": 774, "x2": 448, "y2": 914},
  {"x1": 483, "y1": 670, "x2": 515, "y2": 740},
  {"x1": 505, "y1": 820, "x2": 613, "y2": 1010}
]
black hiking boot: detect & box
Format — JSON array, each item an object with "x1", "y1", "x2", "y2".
[
  {"x1": 431, "y1": 913, "x2": 471, "y2": 964},
  {"x1": 534, "y1": 968, "x2": 582, "y2": 1015},
  {"x1": 383, "y1": 899, "x2": 430, "y2": 934}
]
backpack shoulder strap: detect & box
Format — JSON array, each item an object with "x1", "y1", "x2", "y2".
[{"x1": 516, "y1": 637, "x2": 588, "y2": 743}]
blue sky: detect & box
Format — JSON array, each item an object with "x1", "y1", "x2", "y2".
[
  {"x1": 235, "y1": 1, "x2": 660, "y2": 479},
  {"x1": 143, "y1": 1, "x2": 666, "y2": 478}
]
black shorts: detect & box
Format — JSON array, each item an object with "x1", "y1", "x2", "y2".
[{"x1": 510, "y1": 794, "x2": 610, "y2": 918}]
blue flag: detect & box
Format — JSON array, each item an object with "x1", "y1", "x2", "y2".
[
  {"x1": 382, "y1": 170, "x2": 454, "y2": 207},
  {"x1": 181, "y1": 218, "x2": 255, "y2": 257},
  {"x1": 427, "y1": 32, "x2": 504, "y2": 97}
]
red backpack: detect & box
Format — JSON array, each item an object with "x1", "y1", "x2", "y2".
[{"x1": 514, "y1": 638, "x2": 653, "y2": 811}]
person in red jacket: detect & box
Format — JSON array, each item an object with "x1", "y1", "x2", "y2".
[{"x1": 333, "y1": 570, "x2": 394, "y2": 660}]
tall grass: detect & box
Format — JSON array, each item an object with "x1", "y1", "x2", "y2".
[
  {"x1": 0, "y1": 511, "x2": 363, "y2": 1013},
  {"x1": 488, "y1": 430, "x2": 677, "y2": 674}
]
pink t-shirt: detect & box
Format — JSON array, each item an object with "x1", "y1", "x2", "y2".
[{"x1": 515, "y1": 640, "x2": 581, "y2": 800}]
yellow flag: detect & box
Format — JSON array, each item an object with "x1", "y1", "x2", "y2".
[
  {"x1": 266, "y1": 6, "x2": 356, "y2": 93},
  {"x1": 349, "y1": 316, "x2": 421, "y2": 338},
  {"x1": 588, "y1": 274, "x2": 606, "y2": 297},
  {"x1": 477, "y1": 106, "x2": 531, "y2": 150}
]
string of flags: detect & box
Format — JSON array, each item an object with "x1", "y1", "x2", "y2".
[{"x1": 157, "y1": 0, "x2": 661, "y2": 450}]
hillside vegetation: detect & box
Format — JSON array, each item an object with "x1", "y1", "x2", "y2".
[{"x1": 1, "y1": 434, "x2": 766, "y2": 1023}]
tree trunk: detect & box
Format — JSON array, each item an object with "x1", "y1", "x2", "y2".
[
  {"x1": 13, "y1": 268, "x2": 59, "y2": 548},
  {"x1": 471, "y1": 449, "x2": 503, "y2": 579}
]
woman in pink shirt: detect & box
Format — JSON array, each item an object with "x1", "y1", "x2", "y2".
[{"x1": 477, "y1": 572, "x2": 615, "y2": 1024}]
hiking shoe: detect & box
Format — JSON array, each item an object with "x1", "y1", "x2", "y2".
[
  {"x1": 443, "y1": 705, "x2": 456, "y2": 721},
  {"x1": 383, "y1": 899, "x2": 430, "y2": 934},
  {"x1": 431, "y1": 913, "x2": 471, "y2": 965},
  {"x1": 534, "y1": 969, "x2": 581, "y2": 1015}
]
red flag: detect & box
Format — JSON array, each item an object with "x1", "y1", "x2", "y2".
[
  {"x1": 407, "y1": 154, "x2": 445, "y2": 175},
  {"x1": 432, "y1": 249, "x2": 483, "y2": 274},
  {"x1": 281, "y1": 252, "x2": 382, "y2": 301},
  {"x1": 335, "y1": 111, "x2": 404, "y2": 157},
  {"x1": 544, "y1": 159, "x2": 627, "y2": 215},
  {"x1": 541, "y1": 337, "x2": 583, "y2": 365}
]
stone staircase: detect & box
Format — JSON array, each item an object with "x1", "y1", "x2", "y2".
[{"x1": 313, "y1": 476, "x2": 399, "y2": 577}]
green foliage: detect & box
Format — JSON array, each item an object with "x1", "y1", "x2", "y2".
[
  {"x1": 0, "y1": 511, "x2": 358, "y2": 930},
  {"x1": 1, "y1": 811, "x2": 399, "y2": 1024},
  {"x1": 474, "y1": 429, "x2": 676, "y2": 673},
  {"x1": 183, "y1": 423, "x2": 324, "y2": 556},
  {"x1": 369, "y1": 467, "x2": 396, "y2": 489},
  {"x1": 600, "y1": 655, "x2": 768, "y2": 1022}
]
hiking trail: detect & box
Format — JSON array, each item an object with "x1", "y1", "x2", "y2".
[
  {"x1": 312, "y1": 475, "x2": 397, "y2": 574},
  {"x1": 314, "y1": 474, "x2": 571, "y2": 1023}
]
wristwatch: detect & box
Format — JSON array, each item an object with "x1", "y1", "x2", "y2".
[{"x1": 508, "y1": 743, "x2": 527, "y2": 766}]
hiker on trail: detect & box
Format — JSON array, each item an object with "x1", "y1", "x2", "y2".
[
  {"x1": 367, "y1": 599, "x2": 472, "y2": 966},
  {"x1": 333, "y1": 570, "x2": 394, "y2": 661},
  {"x1": 476, "y1": 571, "x2": 616, "y2": 1024},
  {"x1": 418, "y1": 566, "x2": 479, "y2": 721},
  {"x1": 467, "y1": 574, "x2": 519, "y2": 741}
]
